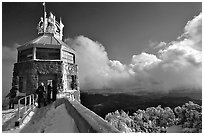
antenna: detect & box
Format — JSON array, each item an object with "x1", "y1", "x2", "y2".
[
  {"x1": 43, "y1": 2, "x2": 47, "y2": 33},
  {"x1": 37, "y1": 2, "x2": 64, "y2": 39}
]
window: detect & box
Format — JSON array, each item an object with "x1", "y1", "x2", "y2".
[
  {"x1": 62, "y1": 50, "x2": 74, "y2": 64},
  {"x1": 36, "y1": 48, "x2": 60, "y2": 60},
  {"x1": 18, "y1": 48, "x2": 33, "y2": 62}
]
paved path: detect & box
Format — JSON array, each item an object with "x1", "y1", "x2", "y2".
[{"x1": 19, "y1": 103, "x2": 79, "y2": 133}]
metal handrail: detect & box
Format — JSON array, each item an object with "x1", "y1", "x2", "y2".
[{"x1": 17, "y1": 94, "x2": 35, "y2": 123}]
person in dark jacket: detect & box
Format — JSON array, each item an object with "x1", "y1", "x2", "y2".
[
  {"x1": 36, "y1": 82, "x2": 46, "y2": 108},
  {"x1": 6, "y1": 86, "x2": 17, "y2": 109},
  {"x1": 47, "y1": 82, "x2": 52, "y2": 104},
  {"x1": 52, "y1": 80, "x2": 57, "y2": 102}
]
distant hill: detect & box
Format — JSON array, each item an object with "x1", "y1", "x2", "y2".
[
  {"x1": 80, "y1": 91, "x2": 202, "y2": 118},
  {"x1": 81, "y1": 88, "x2": 202, "y2": 99}
]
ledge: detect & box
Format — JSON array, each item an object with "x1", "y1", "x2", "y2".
[{"x1": 55, "y1": 98, "x2": 120, "y2": 133}]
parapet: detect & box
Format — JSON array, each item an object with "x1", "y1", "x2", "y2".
[{"x1": 54, "y1": 98, "x2": 120, "y2": 133}]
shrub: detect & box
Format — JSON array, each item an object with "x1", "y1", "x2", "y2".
[
  {"x1": 105, "y1": 101, "x2": 202, "y2": 133},
  {"x1": 174, "y1": 101, "x2": 202, "y2": 133}
]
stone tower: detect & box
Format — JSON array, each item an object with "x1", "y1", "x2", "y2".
[{"x1": 12, "y1": 4, "x2": 80, "y2": 101}]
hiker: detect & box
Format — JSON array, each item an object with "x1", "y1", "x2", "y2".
[
  {"x1": 47, "y1": 82, "x2": 52, "y2": 104},
  {"x1": 6, "y1": 86, "x2": 18, "y2": 109},
  {"x1": 36, "y1": 82, "x2": 46, "y2": 108},
  {"x1": 71, "y1": 81, "x2": 74, "y2": 90},
  {"x1": 52, "y1": 80, "x2": 57, "y2": 102}
]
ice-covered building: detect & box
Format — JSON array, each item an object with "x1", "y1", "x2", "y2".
[{"x1": 12, "y1": 9, "x2": 80, "y2": 101}]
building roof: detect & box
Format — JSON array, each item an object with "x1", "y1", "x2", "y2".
[
  {"x1": 17, "y1": 34, "x2": 75, "y2": 53},
  {"x1": 29, "y1": 34, "x2": 62, "y2": 45}
]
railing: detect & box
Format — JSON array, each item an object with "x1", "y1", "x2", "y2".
[{"x1": 16, "y1": 94, "x2": 36, "y2": 126}]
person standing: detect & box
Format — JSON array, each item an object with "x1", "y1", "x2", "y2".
[
  {"x1": 6, "y1": 86, "x2": 17, "y2": 109},
  {"x1": 36, "y1": 82, "x2": 46, "y2": 108},
  {"x1": 52, "y1": 80, "x2": 57, "y2": 102},
  {"x1": 71, "y1": 80, "x2": 74, "y2": 90},
  {"x1": 47, "y1": 82, "x2": 52, "y2": 104}
]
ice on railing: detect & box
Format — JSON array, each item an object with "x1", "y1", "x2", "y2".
[{"x1": 17, "y1": 94, "x2": 36, "y2": 124}]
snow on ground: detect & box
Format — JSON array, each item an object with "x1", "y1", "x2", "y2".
[
  {"x1": 20, "y1": 103, "x2": 79, "y2": 133},
  {"x1": 3, "y1": 110, "x2": 35, "y2": 133},
  {"x1": 2, "y1": 112, "x2": 15, "y2": 124},
  {"x1": 2, "y1": 104, "x2": 24, "y2": 125},
  {"x1": 43, "y1": 104, "x2": 79, "y2": 133},
  {"x1": 166, "y1": 125, "x2": 183, "y2": 133}
]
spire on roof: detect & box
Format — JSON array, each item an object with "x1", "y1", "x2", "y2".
[
  {"x1": 37, "y1": 2, "x2": 64, "y2": 40},
  {"x1": 43, "y1": 2, "x2": 46, "y2": 32}
]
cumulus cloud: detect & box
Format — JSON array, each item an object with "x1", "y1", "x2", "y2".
[
  {"x1": 155, "y1": 42, "x2": 167, "y2": 49},
  {"x1": 2, "y1": 46, "x2": 17, "y2": 61},
  {"x1": 2, "y1": 46, "x2": 17, "y2": 98},
  {"x1": 2, "y1": 13, "x2": 201, "y2": 95},
  {"x1": 152, "y1": 13, "x2": 202, "y2": 91},
  {"x1": 66, "y1": 36, "x2": 132, "y2": 90},
  {"x1": 130, "y1": 52, "x2": 161, "y2": 70},
  {"x1": 184, "y1": 13, "x2": 202, "y2": 51},
  {"x1": 66, "y1": 12, "x2": 202, "y2": 92}
]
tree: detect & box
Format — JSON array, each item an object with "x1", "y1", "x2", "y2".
[{"x1": 105, "y1": 101, "x2": 202, "y2": 133}]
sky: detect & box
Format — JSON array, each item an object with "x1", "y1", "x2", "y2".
[{"x1": 2, "y1": 2, "x2": 202, "y2": 97}]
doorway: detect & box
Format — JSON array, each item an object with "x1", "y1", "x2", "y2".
[
  {"x1": 38, "y1": 74, "x2": 57, "y2": 92},
  {"x1": 38, "y1": 74, "x2": 57, "y2": 102}
]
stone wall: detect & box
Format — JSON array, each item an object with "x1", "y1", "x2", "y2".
[
  {"x1": 12, "y1": 60, "x2": 80, "y2": 101},
  {"x1": 13, "y1": 61, "x2": 63, "y2": 94},
  {"x1": 62, "y1": 63, "x2": 80, "y2": 102}
]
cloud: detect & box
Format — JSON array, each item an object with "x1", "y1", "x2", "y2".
[
  {"x1": 66, "y1": 36, "x2": 132, "y2": 90},
  {"x1": 155, "y1": 42, "x2": 167, "y2": 49},
  {"x1": 184, "y1": 13, "x2": 202, "y2": 51},
  {"x1": 2, "y1": 46, "x2": 17, "y2": 61},
  {"x1": 2, "y1": 13, "x2": 201, "y2": 95},
  {"x1": 130, "y1": 52, "x2": 161, "y2": 70},
  {"x1": 151, "y1": 13, "x2": 202, "y2": 91},
  {"x1": 2, "y1": 46, "x2": 17, "y2": 99},
  {"x1": 109, "y1": 60, "x2": 126, "y2": 72},
  {"x1": 66, "y1": 36, "x2": 110, "y2": 89},
  {"x1": 148, "y1": 40, "x2": 159, "y2": 48},
  {"x1": 66, "y1": 12, "x2": 202, "y2": 92},
  {"x1": 148, "y1": 41, "x2": 167, "y2": 50}
]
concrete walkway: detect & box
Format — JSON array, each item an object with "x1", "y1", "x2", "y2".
[{"x1": 19, "y1": 103, "x2": 79, "y2": 133}]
